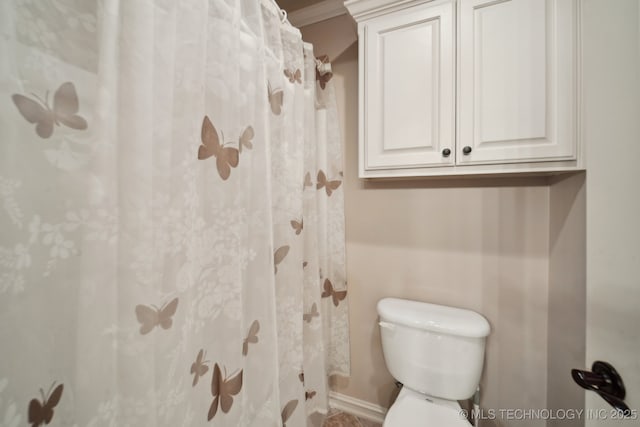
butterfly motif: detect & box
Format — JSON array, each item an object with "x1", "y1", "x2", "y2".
[
  {"x1": 284, "y1": 69, "x2": 302, "y2": 84},
  {"x1": 298, "y1": 372, "x2": 305, "y2": 383},
  {"x1": 190, "y1": 349, "x2": 209, "y2": 387},
  {"x1": 316, "y1": 170, "x2": 342, "y2": 196},
  {"x1": 316, "y1": 71, "x2": 333, "y2": 90},
  {"x1": 315, "y1": 55, "x2": 334, "y2": 90},
  {"x1": 281, "y1": 399, "x2": 299, "y2": 427},
  {"x1": 290, "y1": 219, "x2": 303, "y2": 235},
  {"x1": 321, "y1": 279, "x2": 347, "y2": 307},
  {"x1": 242, "y1": 320, "x2": 260, "y2": 356},
  {"x1": 303, "y1": 172, "x2": 313, "y2": 189},
  {"x1": 12, "y1": 82, "x2": 87, "y2": 139},
  {"x1": 268, "y1": 82, "x2": 283, "y2": 115},
  {"x1": 303, "y1": 303, "x2": 319, "y2": 323},
  {"x1": 28, "y1": 382, "x2": 63, "y2": 427},
  {"x1": 305, "y1": 390, "x2": 317, "y2": 400},
  {"x1": 274, "y1": 245, "x2": 290, "y2": 274},
  {"x1": 198, "y1": 115, "x2": 239, "y2": 180},
  {"x1": 302, "y1": 261, "x2": 308, "y2": 268},
  {"x1": 208, "y1": 364, "x2": 243, "y2": 421},
  {"x1": 135, "y1": 297, "x2": 179, "y2": 335},
  {"x1": 238, "y1": 125, "x2": 254, "y2": 153}
]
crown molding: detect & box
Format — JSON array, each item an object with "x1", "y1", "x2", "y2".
[
  {"x1": 344, "y1": 0, "x2": 437, "y2": 22},
  {"x1": 288, "y1": 0, "x2": 348, "y2": 27}
]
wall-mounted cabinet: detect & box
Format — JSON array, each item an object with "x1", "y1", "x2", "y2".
[{"x1": 345, "y1": 0, "x2": 582, "y2": 178}]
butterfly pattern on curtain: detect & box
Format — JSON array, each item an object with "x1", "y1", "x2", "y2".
[
  {"x1": 315, "y1": 55, "x2": 334, "y2": 90},
  {"x1": 28, "y1": 383, "x2": 64, "y2": 427},
  {"x1": 11, "y1": 82, "x2": 87, "y2": 139},
  {"x1": 0, "y1": 0, "x2": 348, "y2": 426}
]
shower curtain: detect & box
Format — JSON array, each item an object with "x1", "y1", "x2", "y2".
[{"x1": 0, "y1": 0, "x2": 348, "y2": 426}]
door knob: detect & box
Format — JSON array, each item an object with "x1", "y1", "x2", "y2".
[
  {"x1": 462, "y1": 146, "x2": 472, "y2": 155},
  {"x1": 572, "y1": 361, "x2": 631, "y2": 415},
  {"x1": 442, "y1": 148, "x2": 451, "y2": 157}
]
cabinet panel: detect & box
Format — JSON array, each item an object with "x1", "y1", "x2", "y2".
[
  {"x1": 362, "y1": 0, "x2": 455, "y2": 172},
  {"x1": 382, "y1": 19, "x2": 437, "y2": 151},
  {"x1": 458, "y1": 0, "x2": 578, "y2": 165}
]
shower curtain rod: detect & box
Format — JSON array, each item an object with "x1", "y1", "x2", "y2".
[{"x1": 269, "y1": 0, "x2": 290, "y2": 24}]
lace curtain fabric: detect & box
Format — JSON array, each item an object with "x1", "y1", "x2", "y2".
[{"x1": 0, "y1": 0, "x2": 349, "y2": 426}]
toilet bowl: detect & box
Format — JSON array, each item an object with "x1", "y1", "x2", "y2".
[
  {"x1": 384, "y1": 388, "x2": 470, "y2": 427},
  {"x1": 377, "y1": 298, "x2": 490, "y2": 427}
]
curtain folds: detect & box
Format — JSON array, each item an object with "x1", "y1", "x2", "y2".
[{"x1": 0, "y1": 0, "x2": 349, "y2": 426}]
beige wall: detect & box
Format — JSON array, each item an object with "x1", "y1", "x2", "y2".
[
  {"x1": 547, "y1": 173, "x2": 586, "y2": 427},
  {"x1": 298, "y1": 14, "x2": 356, "y2": 61},
  {"x1": 303, "y1": 16, "x2": 586, "y2": 427}
]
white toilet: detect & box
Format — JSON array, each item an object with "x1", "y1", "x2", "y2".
[{"x1": 377, "y1": 298, "x2": 491, "y2": 426}]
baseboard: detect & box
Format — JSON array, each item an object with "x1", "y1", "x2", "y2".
[{"x1": 329, "y1": 391, "x2": 387, "y2": 423}]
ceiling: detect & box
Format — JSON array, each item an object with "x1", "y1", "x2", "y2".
[{"x1": 276, "y1": 0, "x2": 326, "y2": 13}]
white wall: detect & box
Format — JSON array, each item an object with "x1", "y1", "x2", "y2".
[{"x1": 583, "y1": 0, "x2": 640, "y2": 423}]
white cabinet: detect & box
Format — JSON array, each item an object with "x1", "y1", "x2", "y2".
[
  {"x1": 362, "y1": 1, "x2": 455, "y2": 170},
  {"x1": 345, "y1": 0, "x2": 582, "y2": 178},
  {"x1": 457, "y1": 0, "x2": 578, "y2": 165}
]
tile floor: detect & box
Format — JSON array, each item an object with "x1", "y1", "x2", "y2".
[{"x1": 321, "y1": 411, "x2": 382, "y2": 427}]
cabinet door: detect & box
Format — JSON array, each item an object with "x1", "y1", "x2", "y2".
[
  {"x1": 360, "y1": 0, "x2": 455, "y2": 175},
  {"x1": 458, "y1": 0, "x2": 578, "y2": 165}
]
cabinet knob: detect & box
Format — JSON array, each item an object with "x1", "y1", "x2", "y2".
[
  {"x1": 462, "y1": 146, "x2": 472, "y2": 155},
  {"x1": 442, "y1": 148, "x2": 451, "y2": 157}
]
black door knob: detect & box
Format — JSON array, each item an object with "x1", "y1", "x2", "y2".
[
  {"x1": 572, "y1": 361, "x2": 631, "y2": 415},
  {"x1": 462, "y1": 146, "x2": 472, "y2": 155},
  {"x1": 442, "y1": 148, "x2": 451, "y2": 157}
]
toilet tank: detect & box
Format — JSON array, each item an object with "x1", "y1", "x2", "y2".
[{"x1": 377, "y1": 298, "x2": 490, "y2": 400}]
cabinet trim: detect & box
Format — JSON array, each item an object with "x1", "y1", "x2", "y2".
[{"x1": 345, "y1": 0, "x2": 447, "y2": 22}]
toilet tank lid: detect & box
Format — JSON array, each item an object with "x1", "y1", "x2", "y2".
[{"x1": 377, "y1": 298, "x2": 490, "y2": 338}]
